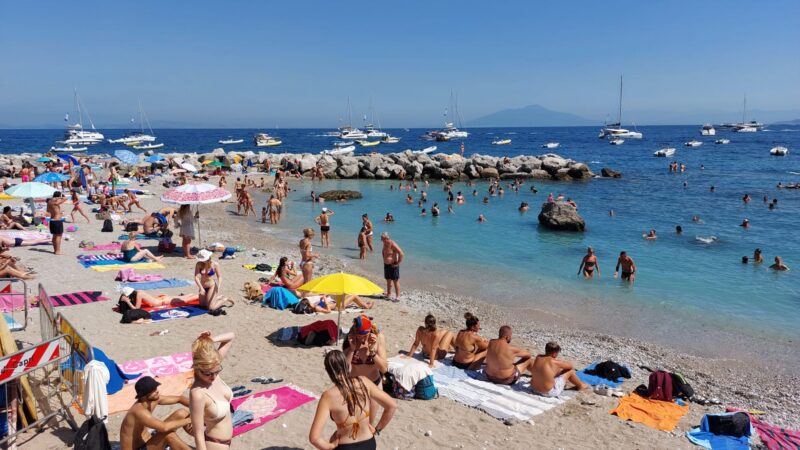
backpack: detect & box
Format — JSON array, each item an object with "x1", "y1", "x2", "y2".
[
  {"x1": 413, "y1": 375, "x2": 438, "y2": 400},
  {"x1": 101, "y1": 219, "x2": 113, "y2": 233},
  {"x1": 124, "y1": 222, "x2": 139, "y2": 232},
  {"x1": 647, "y1": 370, "x2": 673, "y2": 401},
  {"x1": 706, "y1": 412, "x2": 750, "y2": 438},
  {"x1": 670, "y1": 372, "x2": 694, "y2": 399},
  {"x1": 73, "y1": 415, "x2": 112, "y2": 450}
]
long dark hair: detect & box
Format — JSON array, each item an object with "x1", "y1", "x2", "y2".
[
  {"x1": 324, "y1": 350, "x2": 368, "y2": 416},
  {"x1": 464, "y1": 312, "x2": 479, "y2": 330},
  {"x1": 275, "y1": 256, "x2": 288, "y2": 275}
]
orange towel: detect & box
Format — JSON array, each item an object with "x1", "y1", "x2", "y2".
[
  {"x1": 107, "y1": 372, "x2": 193, "y2": 415},
  {"x1": 610, "y1": 394, "x2": 689, "y2": 431}
]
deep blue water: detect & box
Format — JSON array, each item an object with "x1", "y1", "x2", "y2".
[{"x1": 2, "y1": 126, "x2": 799, "y2": 346}]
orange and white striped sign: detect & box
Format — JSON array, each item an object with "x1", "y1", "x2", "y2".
[{"x1": 0, "y1": 339, "x2": 61, "y2": 383}]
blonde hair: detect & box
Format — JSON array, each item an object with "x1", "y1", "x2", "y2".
[{"x1": 192, "y1": 335, "x2": 220, "y2": 371}]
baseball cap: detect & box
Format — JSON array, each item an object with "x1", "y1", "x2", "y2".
[
  {"x1": 135, "y1": 376, "x2": 161, "y2": 399},
  {"x1": 322, "y1": 207, "x2": 328, "y2": 212}
]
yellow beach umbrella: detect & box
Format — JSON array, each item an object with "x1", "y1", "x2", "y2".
[{"x1": 0, "y1": 194, "x2": 14, "y2": 200}]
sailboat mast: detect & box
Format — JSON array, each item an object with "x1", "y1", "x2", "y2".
[
  {"x1": 742, "y1": 94, "x2": 747, "y2": 123},
  {"x1": 618, "y1": 76, "x2": 623, "y2": 126},
  {"x1": 74, "y1": 88, "x2": 83, "y2": 129},
  {"x1": 138, "y1": 98, "x2": 144, "y2": 133}
]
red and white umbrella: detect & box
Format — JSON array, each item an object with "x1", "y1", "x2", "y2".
[{"x1": 161, "y1": 183, "x2": 231, "y2": 205}]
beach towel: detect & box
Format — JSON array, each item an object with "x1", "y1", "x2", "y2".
[
  {"x1": 0, "y1": 292, "x2": 26, "y2": 312},
  {"x1": 231, "y1": 385, "x2": 317, "y2": 437},
  {"x1": 431, "y1": 361, "x2": 570, "y2": 421},
  {"x1": 107, "y1": 372, "x2": 193, "y2": 415},
  {"x1": 728, "y1": 407, "x2": 800, "y2": 450},
  {"x1": 243, "y1": 264, "x2": 276, "y2": 275},
  {"x1": 115, "y1": 268, "x2": 163, "y2": 282},
  {"x1": 149, "y1": 306, "x2": 207, "y2": 321},
  {"x1": 120, "y1": 278, "x2": 192, "y2": 291},
  {"x1": 77, "y1": 253, "x2": 124, "y2": 262},
  {"x1": 388, "y1": 356, "x2": 433, "y2": 392},
  {"x1": 299, "y1": 320, "x2": 339, "y2": 342},
  {"x1": 610, "y1": 394, "x2": 689, "y2": 431},
  {"x1": 140, "y1": 294, "x2": 200, "y2": 312},
  {"x1": 82, "y1": 360, "x2": 110, "y2": 421},
  {"x1": 49, "y1": 291, "x2": 110, "y2": 307},
  {"x1": 91, "y1": 347, "x2": 140, "y2": 395},
  {"x1": 85, "y1": 242, "x2": 122, "y2": 251},
  {"x1": 0, "y1": 230, "x2": 50, "y2": 240},
  {"x1": 120, "y1": 352, "x2": 193, "y2": 381},
  {"x1": 91, "y1": 262, "x2": 164, "y2": 272},
  {"x1": 80, "y1": 258, "x2": 158, "y2": 268},
  {"x1": 577, "y1": 362, "x2": 627, "y2": 388},
  {"x1": 3, "y1": 313, "x2": 23, "y2": 331},
  {"x1": 117, "y1": 233, "x2": 160, "y2": 241},
  {"x1": 686, "y1": 412, "x2": 753, "y2": 450},
  {"x1": 261, "y1": 287, "x2": 299, "y2": 310}
]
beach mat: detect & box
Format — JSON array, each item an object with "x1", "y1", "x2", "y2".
[
  {"x1": 85, "y1": 243, "x2": 122, "y2": 251},
  {"x1": 231, "y1": 385, "x2": 317, "y2": 437},
  {"x1": 91, "y1": 262, "x2": 165, "y2": 272},
  {"x1": 0, "y1": 292, "x2": 26, "y2": 312},
  {"x1": 431, "y1": 361, "x2": 571, "y2": 421},
  {"x1": 120, "y1": 352, "x2": 193, "y2": 381},
  {"x1": 149, "y1": 305, "x2": 207, "y2": 321},
  {"x1": 0, "y1": 230, "x2": 50, "y2": 240},
  {"x1": 120, "y1": 278, "x2": 192, "y2": 291},
  {"x1": 49, "y1": 291, "x2": 110, "y2": 307},
  {"x1": 576, "y1": 362, "x2": 627, "y2": 388},
  {"x1": 108, "y1": 372, "x2": 193, "y2": 415},
  {"x1": 77, "y1": 253, "x2": 123, "y2": 261},
  {"x1": 610, "y1": 394, "x2": 689, "y2": 431},
  {"x1": 727, "y1": 407, "x2": 800, "y2": 450},
  {"x1": 117, "y1": 234, "x2": 160, "y2": 241}
]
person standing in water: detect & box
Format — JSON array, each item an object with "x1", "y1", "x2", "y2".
[
  {"x1": 381, "y1": 232, "x2": 404, "y2": 301},
  {"x1": 614, "y1": 251, "x2": 636, "y2": 283},
  {"x1": 577, "y1": 247, "x2": 600, "y2": 278},
  {"x1": 315, "y1": 207, "x2": 334, "y2": 247},
  {"x1": 362, "y1": 214, "x2": 374, "y2": 252}
]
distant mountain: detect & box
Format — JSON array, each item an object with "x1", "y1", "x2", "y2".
[
  {"x1": 770, "y1": 118, "x2": 800, "y2": 126},
  {"x1": 467, "y1": 104, "x2": 596, "y2": 127}
]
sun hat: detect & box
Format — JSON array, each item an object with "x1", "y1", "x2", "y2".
[
  {"x1": 196, "y1": 249, "x2": 213, "y2": 262},
  {"x1": 353, "y1": 315, "x2": 373, "y2": 335},
  {"x1": 135, "y1": 376, "x2": 161, "y2": 399},
  {"x1": 121, "y1": 286, "x2": 135, "y2": 297},
  {"x1": 322, "y1": 207, "x2": 328, "y2": 212}
]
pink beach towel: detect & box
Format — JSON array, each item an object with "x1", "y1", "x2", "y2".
[
  {"x1": 0, "y1": 292, "x2": 27, "y2": 312},
  {"x1": 49, "y1": 291, "x2": 111, "y2": 307},
  {"x1": 115, "y1": 268, "x2": 164, "y2": 282},
  {"x1": 120, "y1": 352, "x2": 193, "y2": 381},
  {"x1": 728, "y1": 408, "x2": 800, "y2": 449},
  {"x1": 86, "y1": 243, "x2": 122, "y2": 251},
  {"x1": 231, "y1": 385, "x2": 317, "y2": 437}
]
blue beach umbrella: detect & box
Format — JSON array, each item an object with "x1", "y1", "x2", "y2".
[
  {"x1": 36, "y1": 157, "x2": 54, "y2": 163},
  {"x1": 145, "y1": 154, "x2": 165, "y2": 163},
  {"x1": 6, "y1": 182, "x2": 57, "y2": 199},
  {"x1": 57, "y1": 153, "x2": 80, "y2": 165},
  {"x1": 34, "y1": 172, "x2": 70, "y2": 183},
  {"x1": 114, "y1": 149, "x2": 139, "y2": 166}
]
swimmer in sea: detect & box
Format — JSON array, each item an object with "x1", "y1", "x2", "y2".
[
  {"x1": 406, "y1": 194, "x2": 413, "y2": 204},
  {"x1": 477, "y1": 214, "x2": 486, "y2": 223},
  {"x1": 643, "y1": 229, "x2": 657, "y2": 240},
  {"x1": 742, "y1": 256, "x2": 749, "y2": 264},
  {"x1": 753, "y1": 248, "x2": 764, "y2": 264},
  {"x1": 472, "y1": 190, "x2": 477, "y2": 196},
  {"x1": 740, "y1": 218, "x2": 750, "y2": 229},
  {"x1": 577, "y1": 247, "x2": 599, "y2": 279},
  {"x1": 743, "y1": 194, "x2": 751, "y2": 204},
  {"x1": 614, "y1": 251, "x2": 636, "y2": 284},
  {"x1": 456, "y1": 192, "x2": 464, "y2": 204},
  {"x1": 431, "y1": 203, "x2": 440, "y2": 217},
  {"x1": 676, "y1": 225, "x2": 682, "y2": 234},
  {"x1": 519, "y1": 202, "x2": 529, "y2": 212},
  {"x1": 608, "y1": 210, "x2": 615, "y2": 217},
  {"x1": 447, "y1": 205, "x2": 454, "y2": 213},
  {"x1": 384, "y1": 212, "x2": 394, "y2": 222},
  {"x1": 482, "y1": 197, "x2": 489, "y2": 204},
  {"x1": 710, "y1": 186, "x2": 716, "y2": 193},
  {"x1": 770, "y1": 256, "x2": 789, "y2": 271},
  {"x1": 683, "y1": 181, "x2": 688, "y2": 187},
  {"x1": 420, "y1": 209, "x2": 427, "y2": 217}
]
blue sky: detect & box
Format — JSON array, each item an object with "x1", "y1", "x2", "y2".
[{"x1": 1, "y1": 0, "x2": 799, "y2": 127}]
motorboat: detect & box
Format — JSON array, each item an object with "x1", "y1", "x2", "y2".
[
  {"x1": 770, "y1": 146, "x2": 789, "y2": 156},
  {"x1": 715, "y1": 139, "x2": 731, "y2": 144},
  {"x1": 356, "y1": 140, "x2": 381, "y2": 147},
  {"x1": 219, "y1": 138, "x2": 244, "y2": 145},
  {"x1": 59, "y1": 90, "x2": 104, "y2": 145},
  {"x1": 334, "y1": 141, "x2": 354, "y2": 147},
  {"x1": 133, "y1": 143, "x2": 164, "y2": 150},
  {"x1": 598, "y1": 76, "x2": 644, "y2": 140},
  {"x1": 320, "y1": 145, "x2": 355, "y2": 155},
  {"x1": 425, "y1": 92, "x2": 470, "y2": 140},
  {"x1": 412, "y1": 146, "x2": 437, "y2": 155},
  {"x1": 541, "y1": 142, "x2": 559, "y2": 149},
  {"x1": 254, "y1": 133, "x2": 282, "y2": 147},
  {"x1": 685, "y1": 140, "x2": 703, "y2": 147},
  {"x1": 733, "y1": 125, "x2": 757, "y2": 133},
  {"x1": 701, "y1": 124, "x2": 716, "y2": 136},
  {"x1": 654, "y1": 147, "x2": 676, "y2": 157},
  {"x1": 109, "y1": 131, "x2": 156, "y2": 144},
  {"x1": 50, "y1": 145, "x2": 88, "y2": 153},
  {"x1": 364, "y1": 124, "x2": 387, "y2": 139},
  {"x1": 435, "y1": 133, "x2": 451, "y2": 142},
  {"x1": 492, "y1": 139, "x2": 512, "y2": 145},
  {"x1": 339, "y1": 126, "x2": 368, "y2": 140},
  {"x1": 609, "y1": 138, "x2": 625, "y2": 145},
  {"x1": 381, "y1": 135, "x2": 400, "y2": 144}
]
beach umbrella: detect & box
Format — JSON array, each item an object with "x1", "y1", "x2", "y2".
[
  {"x1": 114, "y1": 149, "x2": 139, "y2": 166},
  {"x1": 34, "y1": 172, "x2": 70, "y2": 183},
  {"x1": 36, "y1": 157, "x2": 54, "y2": 163},
  {"x1": 7, "y1": 182, "x2": 58, "y2": 216},
  {"x1": 57, "y1": 154, "x2": 80, "y2": 165},
  {"x1": 208, "y1": 161, "x2": 225, "y2": 167},
  {"x1": 145, "y1": 155, "x2": 165, "y2": 163},
  {"x1": 297, "y1": 272, "x2": 384, "y2": 344},
  {"x1": 181, "y1": 163, "x2": 198, "y2": 173},
  {"x1": 161, "y1": 183, "x2": 231, "y2": 244}
]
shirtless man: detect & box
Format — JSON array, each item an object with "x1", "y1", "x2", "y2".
[
  {"x1": 380, "y1": 232, "x2": 404, "y2": 300},
  {"x1": 119, "y1": 376, "x2": 191, "y2": 450},
  {"x1": 141, "y1": 213, "x2": 162, "y2": 235},
  {"x1": 46, "y1": 192, "x2": 67, "y2": 255},
  {"x1": 315, "y1": 208, "x2": 334, "y2": 247},
  {"x1": 613, "y1": 251, "x2": 636, "y2": 283},
  {"x1": 529, "y1": 342, "x2": 588, "y2": 397},
  {"x1": 361, "y1": 213, "x2": 374, "y2": 251},
  {"x1": 268, "y1": 195, "x2": 281, "y2": 224},
  {"x1": 299, "y1": 228, "x2": 318, "y2": 282},
  {"x1": 124, "y1": 189, "x2": 148, "y2": 213},
  {"x1": 484, "y1": 326, "x2": 531, "y2": 385},
  {"x1": 404, "y1": 314, "x2": 454, "y2": 368},
  {"x1": 770, "y1": 256, "x2": 790, "y2": 271}
]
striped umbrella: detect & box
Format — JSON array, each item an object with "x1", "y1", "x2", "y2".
[{"x1": 161, "y1": 183, "x2": 231, "y2": 245}]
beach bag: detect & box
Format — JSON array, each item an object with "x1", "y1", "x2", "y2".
[
  {"x1": 413, "y1": 375, "x2": 438, "y2": 400},
  {"x1": 647, "y1": 370, "x2": 673, "y2": 401},
  {"x1": 101, "y1": 219, "x2": 113, "y2": 233},
  {"x1": 255, "y1": 263, "x2": 272, "y2": 272},
  {"x1": 705, "y1": 412, "x2": 750, "y2": 437},
  {"x1": 158, "y1": 239, "x2": 176, "y2": 253},
  {"x1": 382, "y1": 372, "x2": 397, "y2": 396},
  {"x1": 670, "y1": 372, "x2": 694, "y2": 399},
  {"x1": 73, "y1": 415, "x2": 112, "y2": 450},
  {"x1": 124, "y1": 222, "x2": 138, "y2": 232},
  {"x1": 120, "y1": 309, "x2": 151, "y2": 324}
]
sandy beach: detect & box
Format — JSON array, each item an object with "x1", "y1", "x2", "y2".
[{"x1": 7, "y1": 173, "x2": 798, "y2": 450}]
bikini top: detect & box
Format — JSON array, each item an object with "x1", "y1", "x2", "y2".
[
  {"x1": 203, "y1": 378, "x2": 232, "y2": 421},
  {"x1": 333, "y1": 409, "x2": 370, "y2": 440},
  {"x1": 350, "y1": 348, "x2": 375, "y2": 366}
]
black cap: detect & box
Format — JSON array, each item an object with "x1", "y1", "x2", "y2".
[{"x1": 135, "y1": 376, "x2": 161, "y2": 399}]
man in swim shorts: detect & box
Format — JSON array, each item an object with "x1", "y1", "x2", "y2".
[
  {"x1": 381, "y1": 232, "x2": 404, "y2": 301},
  {"x1": 46, "y1": 191, "x2": 67, "y2": 255},
  {"x1": 484, "y1": 326, "x2": 531, "y2": 385},
  {"x1": 614, "y1": 251, "x2": 636, "y2": 283},
  {"x1": 120, "y1": 376, "x2": 191, "y2": 450},
  {"x1": 529, "y1": 342, "x2": 588, "y2": 397}
]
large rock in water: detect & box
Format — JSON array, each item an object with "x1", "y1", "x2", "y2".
[
  {"x1": 601, "y1": 167, "x2": 622, "y2": 178},
  {"x1": 319, "y1": 190, "x2": 363, "y2": 201},
  {"x1": 538, "y1": 202, "x2": 585, "y2": 231}
]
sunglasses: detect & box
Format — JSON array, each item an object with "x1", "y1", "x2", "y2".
[{"x1": 198, "y1": 367, "x2": 223, "y2": 377}]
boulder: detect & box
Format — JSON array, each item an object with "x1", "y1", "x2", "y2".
[
  {"x1": 465, "y1": 164, "x2": 480, "y2": 179},
  {"x1": 601, "y1": 167, "x2": 622, "y2": 178},
  {"x1": 568, "y1": 166, "x2": 592, "y2": 180},
  {"x1": 480, "y1": 167, "x2": 499, "y2": 179},
  {"x1": 317, "y1": 155, "x2": 337, "y2": 174},
  {"x1": 211, "y1": 147, "x2": 226, "y2": 157},
  {"x1": 538, "y1": 202, "x2": 585, "y2": 231},
  {"x1": 439, "y1": 167, "x2": 460, "y2": 180},
  {"x1": 541, "y1": 156, "x2": 568, "y2": 174},
  {"x1": 319, "y1": 190, "x2": 363, "y2": 201},
  {"x1": 554, "y1": 168, "x2": 573, "y2": 180},
  {"x1": 339, "y1": 156, "x2": 357, "y2": 167},
  {"x1": 299, "y1": 155, "x2": 318, "y2": 173},
  {"x1": 336, "y1": 164, "x2": 359, "y2": 178},
  {"x1": 530, "y1": 169, "x2": 552, "y2": 179},
  {"x1": 500, "y1": 172, "x2": 533, "y2": 180},
  {"x1": 374, "y1": 168, "x2": 390, "y2": 179},
  {"x1": 359, "y1": 168, "x2": 376, "y2": 179}
]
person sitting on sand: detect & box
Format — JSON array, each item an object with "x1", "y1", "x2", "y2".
[
  {"x1": 272, "y1": 257, "x2": 305, "y2": 296},
  {"x1": 121, "y1": 232, "x2": 163, "y2": 263},
  {"x1": 529, "y1": 341, "x2": 589, "y2": 397},
  {"x1": 0, "y1": 208, "x2": 25, "y2": 230},
  {"x1": 484, "y1": 326, "x2": 532, "y2": 385},
  {"x1": 194, "y1": 249, "x2": 234, "y2": 311},
  {"x1": 119, "y1": 376, "x2": 192, "y2": 450},
  {"x1": 770, "y1": 256, "x2": 789, "y2": 271},
  {"x1": 453, "y1": 312, "x2": 489, "y2": 370},
  {"x1": 343, "y1": 315, "x2": 387, "y2": 388},
  {"x1": 0, "y1": 244, "x2": 34, "y2": 279},
  {"x1": 577, "y1": 247, "x2": 600, "y2": 278},
  {"x1": 403, "y1": 314, "x2": 455, "y2": 368}
]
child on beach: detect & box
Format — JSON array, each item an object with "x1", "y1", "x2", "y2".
[{"x1": 261, "y1": 207, "x2": 267, "y2": 223}]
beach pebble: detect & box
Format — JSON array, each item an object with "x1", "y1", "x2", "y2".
[
  {"x1": 424, "y1": 430, "x2": 432, "y2": 437},
  {"x1": 282, "y1": 423, "x2": 287, "y2": 428}
]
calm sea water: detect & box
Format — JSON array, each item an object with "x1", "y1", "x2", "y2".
[{"x1": 2, "y1": 126, "x2": 799, "y2": 348}]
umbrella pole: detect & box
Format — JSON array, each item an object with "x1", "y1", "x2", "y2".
[
  {"x1": 196, "y1": 205, "x2": 202, "y2": 247},
  {"x1": 336, "y1": 294, "x2": 343, "y2": 346}
]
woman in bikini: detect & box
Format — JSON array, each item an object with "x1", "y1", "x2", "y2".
[
  {"x1": 403, "y1": 314, "x2": 454, "y2": 368},
  {"x1": 577, "y1": 246, "x2": 600, "y2": 278},
  {"x1": 299, "y1": 228, "x2": 318, "y2": 282},
  {"x1": 343, "y1": 315, "x2": 387, "y2": 426},
  {"x1": 190, "y1": 331, "x2": 235, "y2": 450},
  {"x1": 309, "y1": 350, "x2": 396, "y2": 450},
  {"x1": 120, "y1": 232, "x2": 163, "y2": 263},
  {"x1": 453, "y1": 313, "x2": 490, "y2": 370},
  {"x1": 194, "y1": 249, "x2": 233, "y2": 311},
  {"x1": 69, "y1": 190, "x2": 91, "y2": 223},
  {"x1": 270, "y1": 257, "x2": 305, "y2": 296}
]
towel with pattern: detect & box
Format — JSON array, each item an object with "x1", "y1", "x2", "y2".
[
  {"x1": 120, "y1": 352, "x2": 193, "y2": 381},
  {"x1": 49, "y1": 291, "x2": 110, "y2": 307},
  {"x1": 149, "y1": 306, "x2": 207, "y2": 321},
  {"x1": 231, "y1": 385, "x2": 317, "y2": 437},
  {"x1": 77, "y1": 253, "x2": 124, "y2": 261},
  {"x1": 117, "y1": 233, "x2": 161, "y2": 241},
  {"x1": 85, "y1": 243, "x2": 122, "y2": 251},
  {"x1": 91, "y1": 262, "x2": 165, "y2": 272}
]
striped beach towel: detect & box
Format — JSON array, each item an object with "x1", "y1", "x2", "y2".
[
  {"x1": 728, "y1": 408, "x2": 800, "y2": 450},
  {"x1": 78, "y1": 253, "x2": 124, "y2": 262},
  {"x1": 91, "y1": 263, "x2": 164, "y2": 272},
  {"x1": 117, "y1": 234, "x2": 160, "y2": 241},
  {"x1": 49, "y1": 291, "x2": 110, "y2": 307}
]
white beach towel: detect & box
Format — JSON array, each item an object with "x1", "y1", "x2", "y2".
[
  {"x1": 82, "y1": 360, "x2": 110, "y2": 422},
  {"x1": 388, "y1": 356, "x2": 433, "y2": 391},
  {"x1": 431, "y1": 362, "x2": 571, "y2": 421}
]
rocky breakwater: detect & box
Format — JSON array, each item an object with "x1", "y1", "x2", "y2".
[{"x1": 538, "y1": 201, "x2": 586, "y2": 231}]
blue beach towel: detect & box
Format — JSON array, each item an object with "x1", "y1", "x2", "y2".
[
  {"x1": 686, "y1": 413, "x2": 753, "y2": 449},
  {"x1": 261, "y1": 287, "x2": 299, "y2": 310},
  {"x1": 117, "y1": 233, "x2": 161, "y2": 241},
  {"x1": 121, "y1": 278, "x2": 192, "y2": 291},
  {"x1": 150, "y1": 306, "x2": 208, "y2": 321},
  {"x1": 91, "y1": 347, "x2": 140, "y2": 395},
  {"x1": 576, "y1": 362, "x2": 627, "y2": 388},
  {"x1": 3, "y1": 313, "x2": 23, "y2": 331},
  {"x1": 79, "y1": 258, "x2": 155, "y2": 268}
]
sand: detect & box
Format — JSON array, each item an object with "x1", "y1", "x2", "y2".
[{"x1": 6, "y1": 173, "x2": 797, "y2": 450}]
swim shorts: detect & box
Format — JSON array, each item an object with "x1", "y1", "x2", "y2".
[
  {"x1": 534, "y1": 374, "x2": 566, "y2": 398},
  {"x1": 49, "y1": 219, "x2": 64, "y2": 236},
  {"x1": 384, "y1": 264, "x2": 399, "y2": 280}
]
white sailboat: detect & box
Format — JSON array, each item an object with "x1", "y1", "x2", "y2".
[
  {"x1": 732, "y1": 95, "x2": 763, "y2": 132},
  {"x1": 338, "y1": 98, "x2": 368, "y2": 140},
  {"x1": 320, "y1": 145, "x2": 355, "y2": 155},
  {"x1": 424, "y1": 92, "x2": 469, "y2": 140},
  {"x1": 58, "y1": 89, "x2": 104, "y2": 145},
  {"x1": 108, "y1": 99, "x2": 158, "y2": 144},
  {"x1": 598, "y1": 76, "x2": 643, "y2": 139}
]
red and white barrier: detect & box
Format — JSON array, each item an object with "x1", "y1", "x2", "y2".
[{"x1": 0, "y1": 338, "x2": 61, "y2": 383}]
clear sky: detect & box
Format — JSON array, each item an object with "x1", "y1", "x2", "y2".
[{"x1": 1, "y1": 0, "x2": 799, "y2": 127}]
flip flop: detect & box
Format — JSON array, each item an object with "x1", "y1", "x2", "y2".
[
  {"x1": 264, "y1": 378, "x2": 283, "y2": 384},
  {"x1": 250, "y1": 376, "x2": 269, "y2": 383},
  {"x1": 233, "y1": 389, "x2": 251, "y2": 398},
  {"x1": 231, "y1": 385, "x2": 247, "y2": 392}
]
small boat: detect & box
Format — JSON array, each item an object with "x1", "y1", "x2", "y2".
[
  {"x1": 685, "y1": 140, "x2": 703, "y2": 147},
  {"x1": 124, "y1": 141, "x2": 142, "y2": 147},
  {"x1": 654, "y1": 148, "x2": 676, "y2": 157},
  {"x1": 133, "y1": 143, "x2": 165, "y2": 150},
  {"x1": 50, "y1": 145, "x2": 88, "y2": 153},
  {"x1": 381, "y1": 135, "x2": 400, "y2": 144},
  {"x1": 541, "y1": 142, "x2": 559, "y2": 149},
  {"x1": 320, "y1": 145, "x2": 355, "y2": 155},
  {"x1": 492, "y1": 139, "x2": 512, "y2": 145},
  {"x1": 609, "y1": 138, "x2": 624, "y2": 145},
  {"x1": 219, "y1": 138, "x2": 244, "y2": 145},
  {"x1": 734, "y1": 125, "x2": 757, "y2": 133},
  {"x1": 356, "y1": 140, "x2": 381, "y2": 147},
  {"x1": 700, "y1": 124, "x2": 716, "y2": 136},
  {"x1": 334, "y1": 141, "x2": 354, "y2": 147},
  {"x1": 770, "y1": 146, "x2": 789, "y2": 156},
  {"x1": 412, "y1": 146, "x2": 437, "y2": 155},
  {"x1": 435, "y1": 133, "x2": 451, "y2": 142},
  {"x1": 254, "y1": 133, "x2": 282, "y2": 147},
  {"x1": 715, "y1": 139, "x2": 731, "y2": 145}
]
